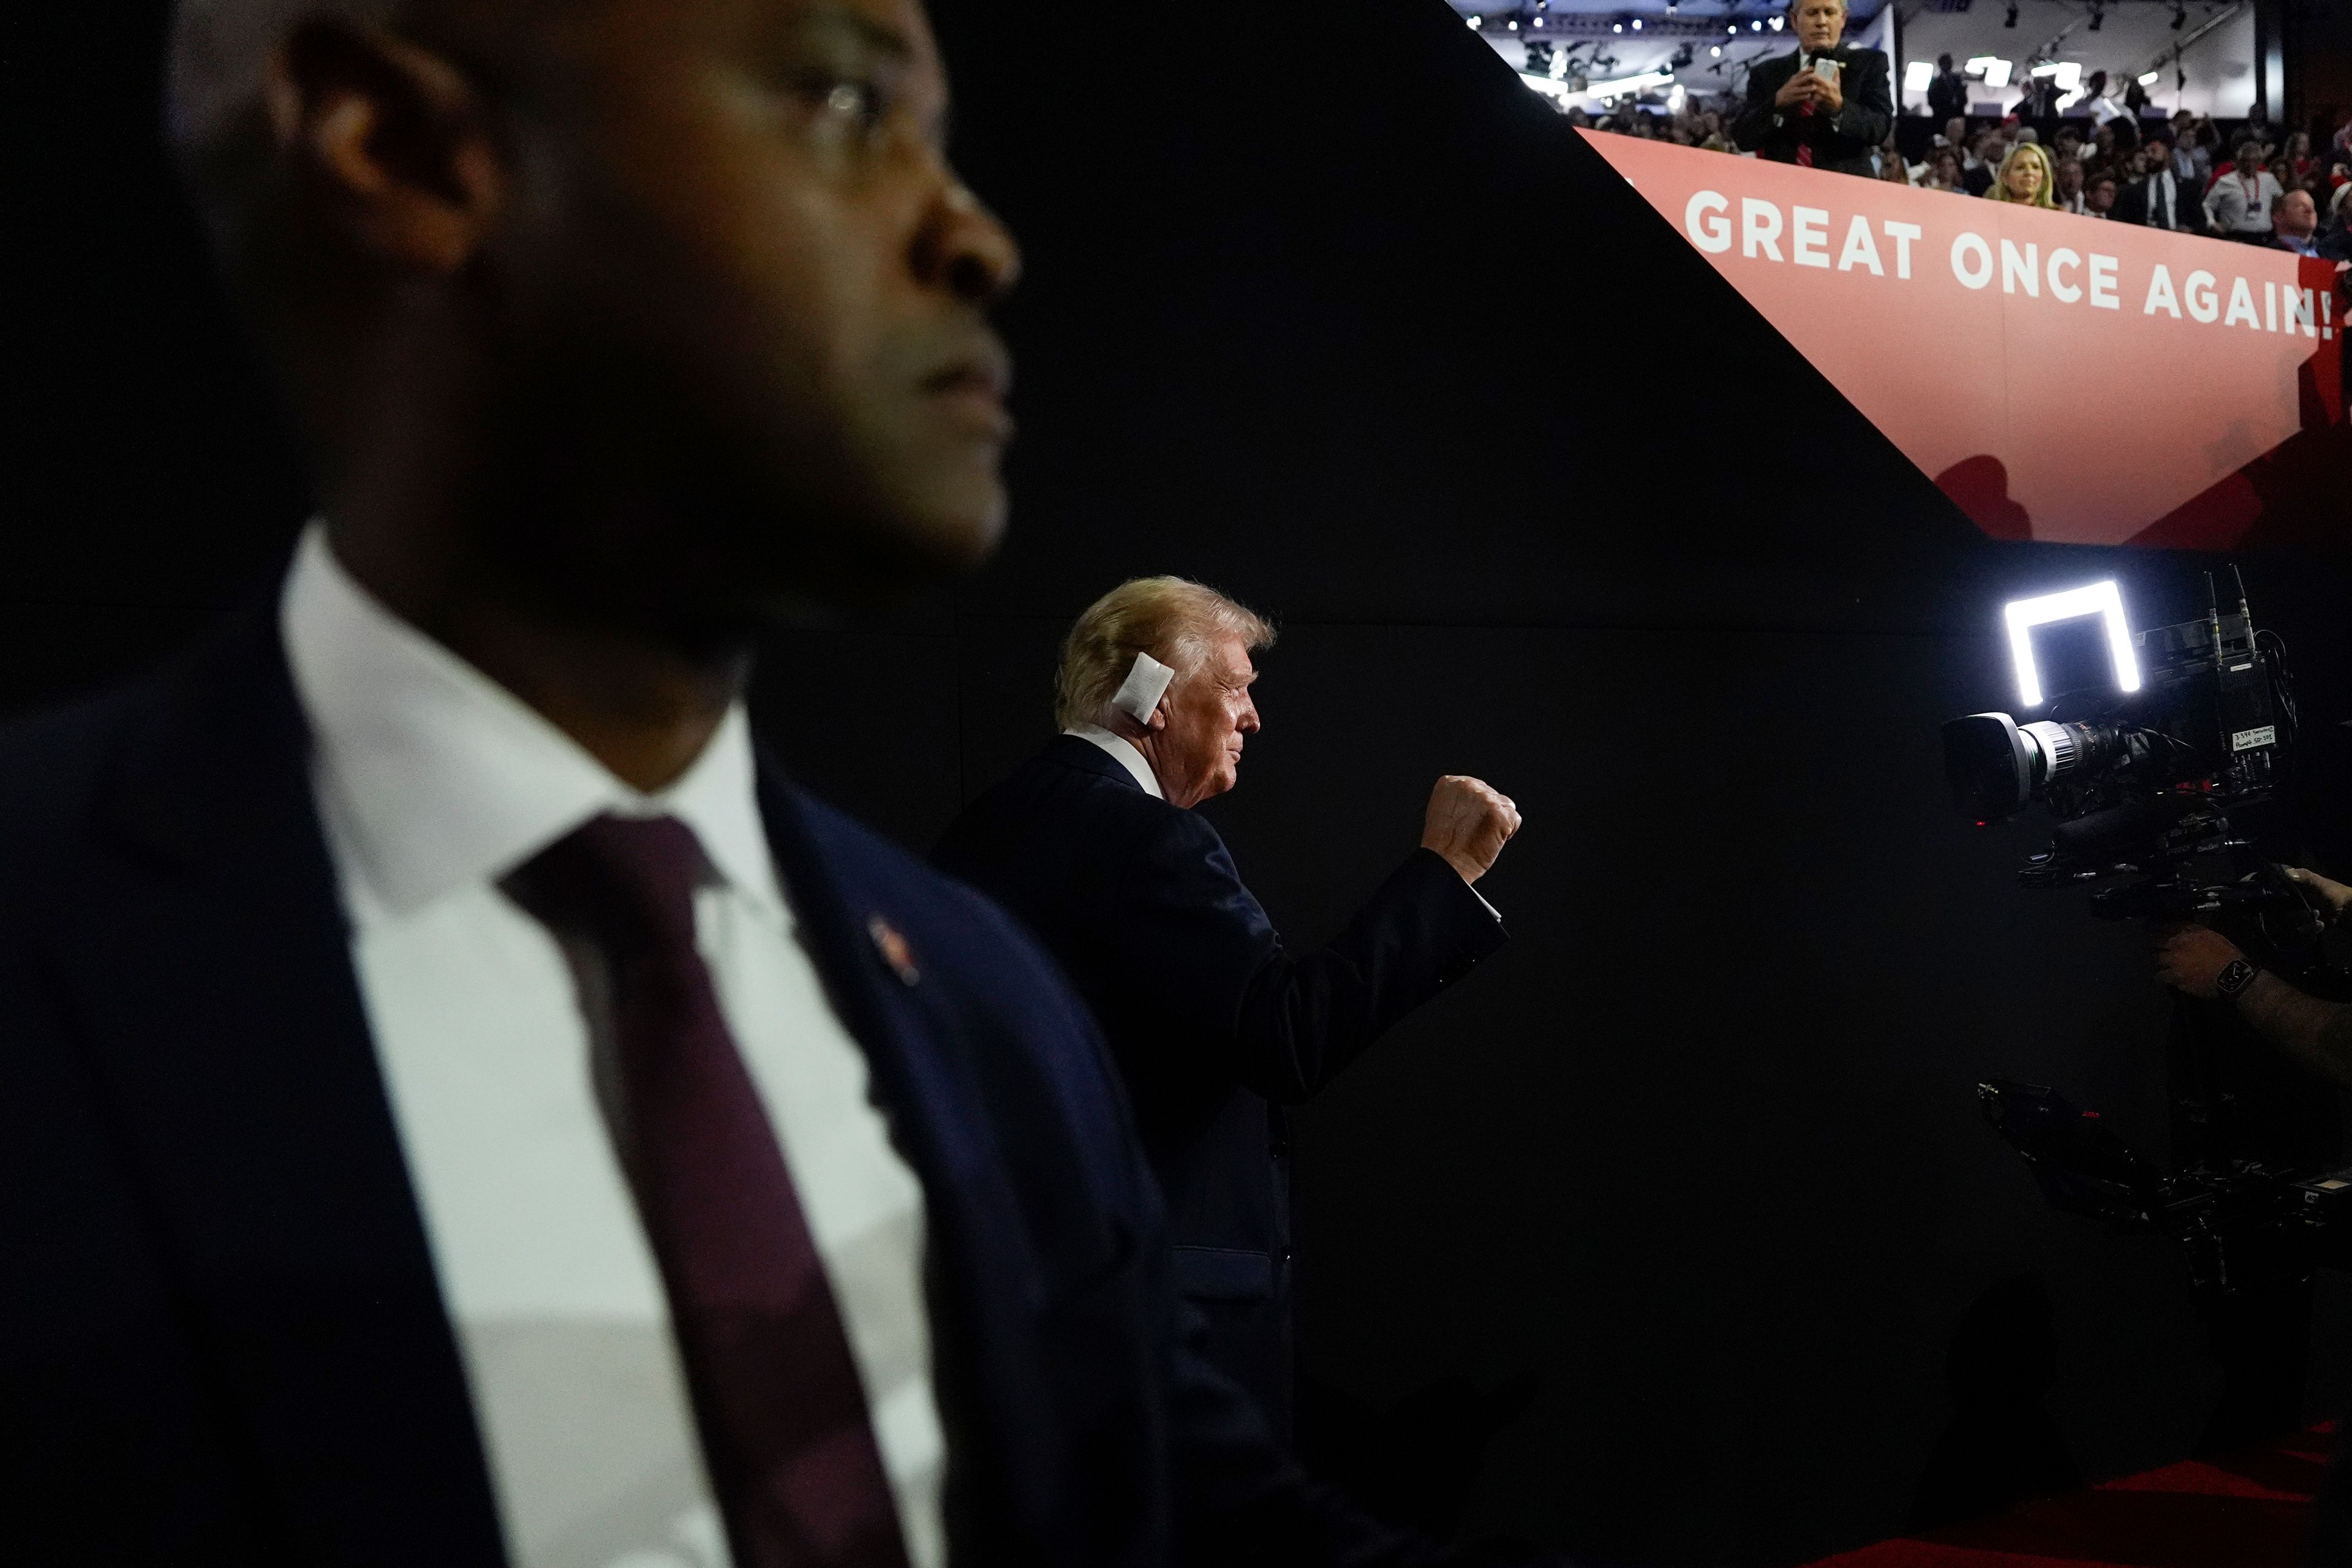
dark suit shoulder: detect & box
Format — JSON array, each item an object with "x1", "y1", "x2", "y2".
[
  {"x1": 797, "y1": 788, "x2": 1146, "y2": 1181},
  {"x1": 938, "y1": 739, "x2": 1193, "y2": 866},
  {"x1": 0, "y1": 664, "x2": 176, "y2": 897}
]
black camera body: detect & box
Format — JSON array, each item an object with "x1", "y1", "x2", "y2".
[{"x1": 1942, "y1": 579, "x2": 2315, "y2": 970}]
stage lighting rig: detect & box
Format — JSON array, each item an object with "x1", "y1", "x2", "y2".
[
  {"x1": 1524, "y1": 39, "x2": 1555, "y2": 75},
  {"x1": 1670, "y1": 42, "x2": 1695, "y2": 69},
  {"x1": 2005, "y1": 4, "x2": 2019, "y2": 28},
  {"x1": 2089, "y1": 2, "x2": 2105, "y2": 32},
  {"x1": 2172, "y1": 2, "x2": 2188, "y2": 28}
]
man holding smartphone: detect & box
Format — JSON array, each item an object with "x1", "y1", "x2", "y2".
[{"x1": 1732, "y1": 0, "x2": 1894, "y2": 179}]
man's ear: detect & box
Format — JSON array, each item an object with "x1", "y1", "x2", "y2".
[
  {"x1": 1147, "y1": 700, "x2": 1169, "y2": 734},
  {"x1": 263, "y1": 17, "x2": 502, "y2": 275}
]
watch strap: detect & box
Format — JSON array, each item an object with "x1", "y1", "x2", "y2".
[{"x1": 2215, "y1": 957, "x2": 2260, "y2": 999}]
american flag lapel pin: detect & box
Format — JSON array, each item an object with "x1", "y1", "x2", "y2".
[{"x1": 867, "y1": 914, "x2": 921, "y2": 986}]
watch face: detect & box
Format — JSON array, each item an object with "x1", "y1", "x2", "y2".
[{"x1": 2216, "y1": 958, "x2": 2258, "y2": 998}]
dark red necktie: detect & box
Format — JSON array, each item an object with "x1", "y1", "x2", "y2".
[
  {"x1": 517, "y1": 814, "x2": 910, "y2": 1568},
  {"x1": 1795, "y1": 99, "x2": 1818, "y2": 168}
]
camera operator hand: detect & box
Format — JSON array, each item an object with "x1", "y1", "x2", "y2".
[
  {"x1": 2154, "y1": 924, "x2": 2245, "y2": 1000},
  {"x1": 1422, "y1": 776, "x2": 1521, "y2": 886},
  {"x1": 2155, "y1": 921, "x2": 2352, "y2": 1088},
  {"x1": 2283, "y1": 866, "x2": 2352, "y2": 924}
]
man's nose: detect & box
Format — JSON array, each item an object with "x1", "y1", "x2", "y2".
[
  {"x1": 914, "y1": 170, "x2": 1023, "y2": 306},
  {"x1": 1238, "y1": 700, "x2": 1261, "y2": 734}
]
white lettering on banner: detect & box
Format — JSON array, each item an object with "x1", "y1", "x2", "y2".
[
  {"x1": 2287, "y1": 287, "x2": 2316, "y2": 337},
  {"x1": 1651, "y1": 160, "x2": 2328, "y2": 352},
  {"x1": 1838, "y1": 215, "x2": 1885, "y2": 275},
  {"x1": 1882, "y1": 221, "x2": 1921, "y2": 279},
  {"x1": 1952, "y1": 232, "x2": 1993, "y2": 290},
  {"x1": 1686, "y1": 190, "x2": 1733, "y2": 253},
  {"x1": 2089, "y1": 254, "x2": 2120, "y2": 310},
  {"x1": 2225, "y1": 276, "x2": 2260, "y2": 330},
  {"x1": 2001, "y1": 239, "x2": 2039, "y2": 297},
  {"x1": 2186, "y1": 270, "x2": 2220, "y2": 323},
  {"x1": 2048, "y1": 248, "x2": 2082, "y2": 304},
  {"x1": 1793, "y1": 206, "x2": 1831, "y2": 268}
]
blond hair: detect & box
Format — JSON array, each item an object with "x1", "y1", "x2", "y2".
[
  {"x1": 1989, "y1": 143, "x2": 2059, "y2": 208},
  {"x1": 1054, "y1": 578, "x2": 1275, "y2": 731}
]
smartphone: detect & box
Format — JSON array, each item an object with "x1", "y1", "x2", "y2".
[{"x1": 1810, "y1": 56, "x2": 1841, "y2": 88}]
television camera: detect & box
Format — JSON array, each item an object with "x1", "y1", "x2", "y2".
[
  {"x1": 1942, "y1": 570, "x2": 2319, "y2": 970},
  {"x1": 1942, "y1": 571, "x2": 2348, "y2": 1306}
]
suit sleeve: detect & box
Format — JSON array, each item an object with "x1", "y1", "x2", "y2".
[
  {"x1": 1730, "y1": 65, "x2": 1780, "y2": 154},
  {"x1": 1832, "y1": 52, "x2": 1894, "y2": 152},
  {"x1": 1104, "y1": 814, "x2": 1507, "y2": 1109}
]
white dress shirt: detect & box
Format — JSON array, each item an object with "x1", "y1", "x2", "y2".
[
  {"x1": 281, "y1": 526, "x2": 945, "y2": 1568},
  {"x1": 1065, "y1": 723, "x2": 1164, "y2": 798}
]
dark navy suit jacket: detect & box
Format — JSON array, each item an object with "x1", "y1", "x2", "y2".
[
  {"x1": 1730, "y1": 47, "x2": 1896, "y2": 179},
  {"x1": 0, "y1": 606, "x2": 1471, "y2": 1568},
  {"x1": 932, "y1": 738, "x2": 1508, "y2": 1440}
]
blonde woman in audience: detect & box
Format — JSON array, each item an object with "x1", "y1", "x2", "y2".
[{"x1": 1987, "y1": 141, "x2": 2058, "y2": 208}]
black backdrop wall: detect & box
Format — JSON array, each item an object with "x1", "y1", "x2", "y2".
[{"x1": 10, "y1": 2, "x2": 2352, "y2": 1564}]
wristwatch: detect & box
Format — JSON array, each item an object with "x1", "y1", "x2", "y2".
[{"x1": 2214, "y1": 957, "x2": 2260, "y2": 1000}]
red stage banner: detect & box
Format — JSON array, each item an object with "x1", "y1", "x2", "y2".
[{"x1": 1581, "y1": 131, "x2": 2346, "y2": 549}]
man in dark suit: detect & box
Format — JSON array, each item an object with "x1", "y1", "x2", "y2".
[
  {"x1": 1925, "y1": 54, "x2": 1968, "y2": 126},
  {"x1": 0, "y1": 1, "x2": 1544, "y2": 1564},
  {"x1": 2114, "y1": 134, "x2": 2203, "y2": 232},
  {"x1": 932, "y1": 579, "x2": 1520, "y2": 1445},
  {"x1": 1732, "y1": 0, "x2": 1894, "y2": 179}
]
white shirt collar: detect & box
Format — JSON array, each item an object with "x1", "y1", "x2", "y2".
[
  {"x1": 281, "y1": 522, "x2": 784, "y2": 923},
  {"x1": 1064, "y1": 724, "x2": 1164, "y2": 800}
]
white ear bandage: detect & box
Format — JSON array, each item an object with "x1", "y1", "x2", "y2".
[{"x1": 1110, "y1": 652, "x2": 1175, "y2": 725}]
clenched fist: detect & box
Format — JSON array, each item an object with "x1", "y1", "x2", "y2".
[{"x1": 1422, "y1": 775, "x2": 1521, "y2": 886}]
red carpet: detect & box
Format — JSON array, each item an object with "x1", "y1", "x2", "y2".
[{"x1": 1806, "y1": 1425, "x2": 2334, "y2": 1568}]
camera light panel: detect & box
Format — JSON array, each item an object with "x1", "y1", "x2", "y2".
[{"x1": 2003, "y1": 581, "x2": 2140, "y2": 710}]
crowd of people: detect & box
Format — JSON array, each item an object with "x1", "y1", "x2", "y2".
[
  {"x1": 1580, "y1": 88, "x2": 2352, "y2": 260},
  {"x1": 1558, "y1": 0, "x2": 2352, "y2": 265}
]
